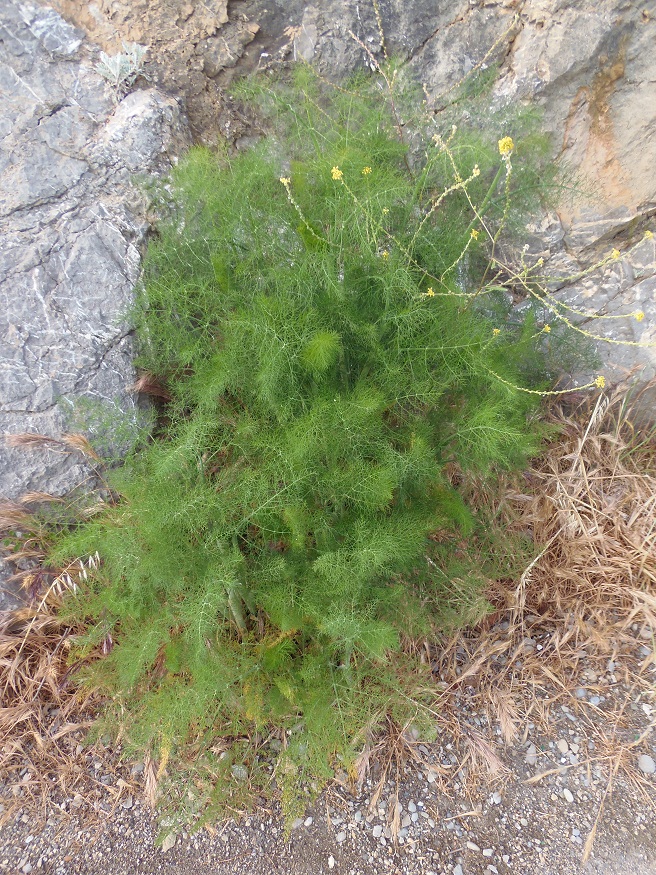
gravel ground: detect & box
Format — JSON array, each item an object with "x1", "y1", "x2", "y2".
[
  {"x1": 1, "y1": 761, "x2": 655, "y2": 875},
  {"x1": 2, "y1": 640, "x2": 655, "y2": 875}
]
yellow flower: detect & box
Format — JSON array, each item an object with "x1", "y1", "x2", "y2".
[
  {"x1": 611, "y1": 248, "x2": 621, "y2": 260},
  {"x1": 279, "y1": 177, "x2": 291, "y2": 186},
  {"x1": 425, "y1": 287, "x2": 435, "y2": 297},
  {"x1": 537, "y1": 257, "x2": 544, "y2": 266},
  {"x1": 470, "y1": 229, "x2": 479, "y2": 240},
  {"x1": 382, "y1": 207, "x2": 390, "y2": 215},
  {"x1": 473, "y1": 164, "x2": 480, "y2": 177},
  {"x1": 492, "y1": 328, "x2": 501, "y2": 336},
  {"x1": 381, "y1": 249, "x2": 389, "y2": 259},
  {"x1": 635, "y1": 311, "x2": 645, "y2": 322},
  {"x1": 595, "y1": 375, "x2": 606, "y2": 389},
  {"x1": 498, "y1": 136, "x2": 514, "y2": 157},
  {"x1": 362, "y1": 166, "x2": 372, "y2": 176},
  {"x1": 644, "y1": 230, "x2": 653, "y2": 239},
  {"x1": 331, "y1": 166, "x2": 343, "y2": 180},
  {"x1": 543, "y1": 324, "x2": 551, "y2": 333}
]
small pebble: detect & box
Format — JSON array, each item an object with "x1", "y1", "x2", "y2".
[
  {"x1": 453, "y1": 866, "x2": 463, "y2": 875},
  {"x1": 589, "y1": 695, "x2": 601, "y2": 706},
  {"x1": 575, "y1": 688, "x2": 587, "y2": 699},
  {"x1": 372, "y1": 825, "x2": 383, "y2": 838},
  {"x1": 557, "y1": 739, "x2": 569, "y2": 755},
  {"x1": 328, "y1": 856, "x2": 335, "y2": 870},
  {"x1": 467, "y1": 841, "x2": 480, "y2": 851},
  {"x1": 483, "y1": 848, "x2": 494, "y2": 857},
  {"x1": 408, "y1": 801, "x2": 417, "y2": 812},
  {"x1": 563, "y1": 788, "x2": 574, "y2": 803},
  {"x1": 524, "y1": 744, "x2": 538, "y2": 766},
  {"x1": 638, "y1": 754, "x2": 656, "y2": 774},
  {"x1": 491, "y1": 791, "x2": 502, "y2": 805},
  {"x1": 336, "y1": 831, "x2": 346, "y2": 843},
  {"x1": 304, "y1": 817, "x2": 313, "y2": 827},
  {"x1": 161, "y1": 833, "x2": 176, "y2": 853}
]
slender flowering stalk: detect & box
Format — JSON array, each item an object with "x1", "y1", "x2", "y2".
[{"x1": 280, "y1": 176, "x2": 326, "y2": 244}]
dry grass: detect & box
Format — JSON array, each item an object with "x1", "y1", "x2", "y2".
[
  {"x1": 0, "y1": 558, "x2": 118, "y2": 825},
  {"x1": 420, "y1": 385, "x2": 656, "y2": 857}
]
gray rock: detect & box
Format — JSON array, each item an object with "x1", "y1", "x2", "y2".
[
  {"x1": 0, "y1": 0, "x2": 190, "y2": 505},
  {"x1": 638, "y1": 754, "x2": 656, "y2": 775},
  {"x1": 160, "y1": 832, "x2": 176, "y2": 853},
  {"x1": 525, "y1": 743, "x2": 538, "y2": 766},
  {"x1": 21, "y1": 4, "x2": 83, "y2": 57}
]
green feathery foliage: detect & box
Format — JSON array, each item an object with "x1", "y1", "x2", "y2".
[{"x1": 50, "y1": 63, "x2": 582, "y2": 822}]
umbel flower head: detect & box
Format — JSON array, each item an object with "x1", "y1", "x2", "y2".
[
  {"x1": 498, "y1": 136, "x2": 514, "y2": 157},
  {"x1": 331, "y1": 166, "x2": 343, "y2": 180}
]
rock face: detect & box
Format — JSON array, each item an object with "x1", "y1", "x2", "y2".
[
  {"x1": 1, "y1": 0, "x2": 654, "y2": 505},
  {"x1": 0, "y1": 1, "x2": 190, "y2": 503}
]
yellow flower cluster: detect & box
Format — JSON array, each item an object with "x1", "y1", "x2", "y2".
[
  {"x1": 635, "y1": 311, "x2": 645, "y2": 322},
  {"x1": 492, "y1": 328, "x2": 501, "y2": 336},
  {"x1": 595, "y1": 375, "x2": 606, "y2": 389},
  {"x1": 425, "y1": 287, "x2": 435, "y2": 297},
  {"x1": 470, "y1": 229, "x2": 479, "y2": 240},
  {"x1": 331, "y1": 166, "x2": 343, "y2": 180},
  {"x1": 362, "y1": 166, "x2": 372, "y2": 176},
  {"x1": 279, "y1": 177, "x2": 291, "y2": 186},
  {"x1": 498, "y1": 136, "x2": 514, "y2": 157}
]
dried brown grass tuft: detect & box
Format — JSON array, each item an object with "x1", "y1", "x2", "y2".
[
  {"x1": 0, "y1": 563, "x2": 111, "y2": 825},
  {"x1": 427, "y1": 384, "x2": 656, "y2": 858}
]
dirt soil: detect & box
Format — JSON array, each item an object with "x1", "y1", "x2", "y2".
[{"x1": 48, "y1": 0, "x2": 311, "y2": 143}]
